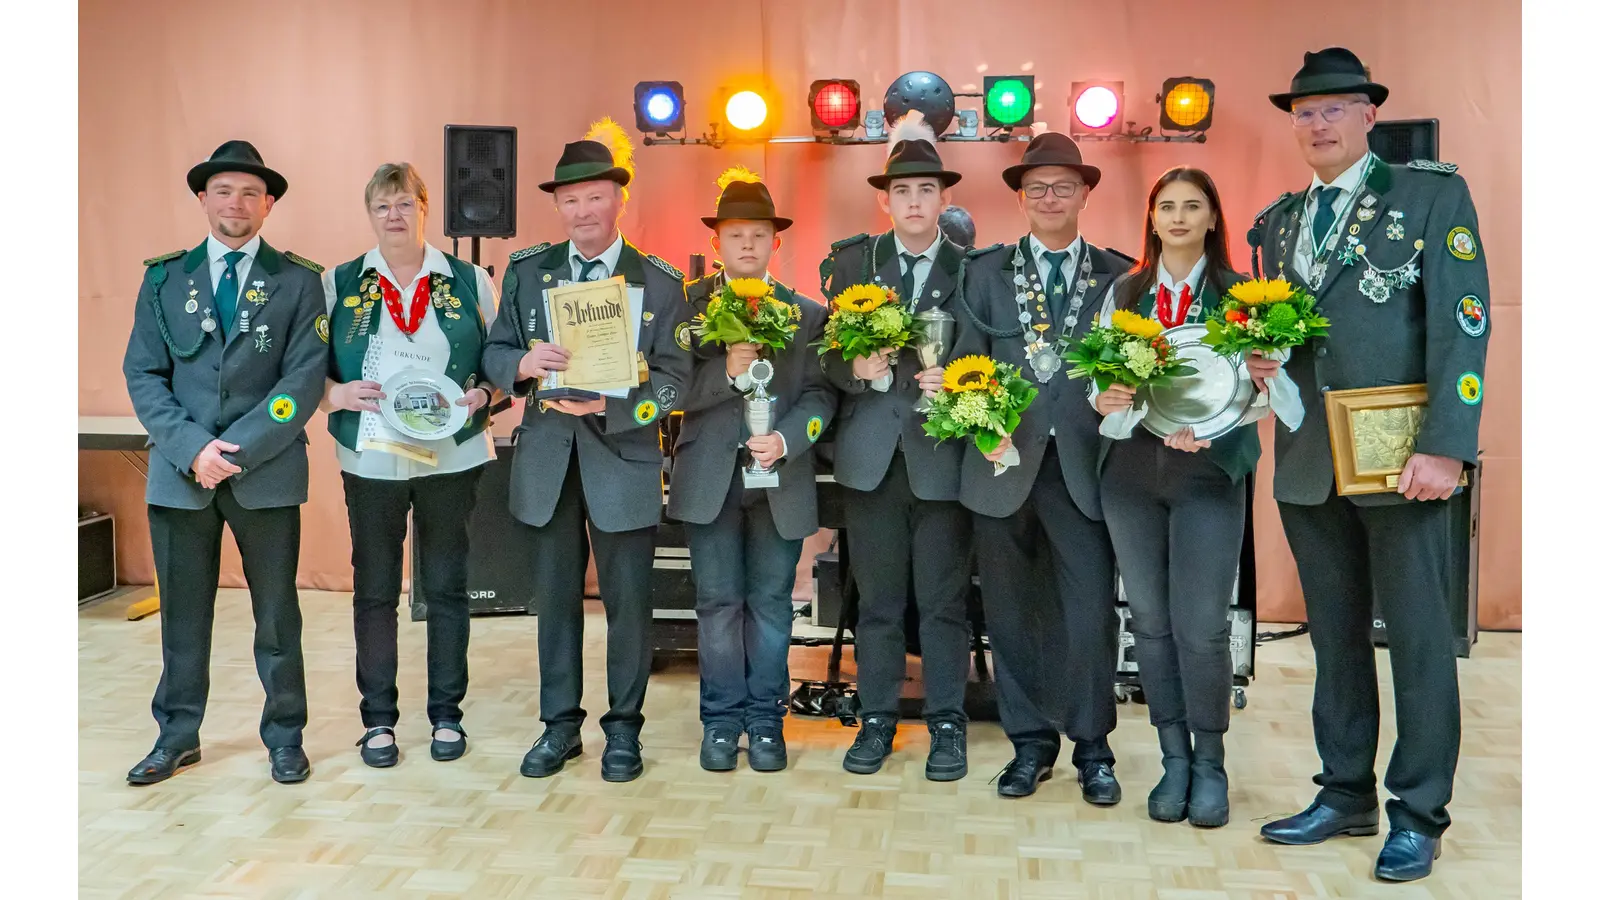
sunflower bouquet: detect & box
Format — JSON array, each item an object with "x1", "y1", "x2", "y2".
[
  {"x1": 1203, "y1": 277, "x2": 1331, "y2": 358},
  {"x1": 922, "y1": 355, "x2": 1039, "y2": 470},
  {"x1": 690, "y1": 277, "x2": 801, "y2": 350},
  {"x1": 817, "y1": 283, "x2": 914, "y2": 360},
  {"x1": 1062, "y1": 310, "x2": 1197, "y2": 391}
]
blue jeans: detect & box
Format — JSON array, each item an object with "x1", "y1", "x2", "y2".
[{"x1": 685, "y1": 476, "x2": 803, "y2": 729}]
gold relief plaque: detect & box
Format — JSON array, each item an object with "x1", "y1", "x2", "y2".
[{"x1": 1324, "y1": 384, "x2": 1468, "y2": 496}]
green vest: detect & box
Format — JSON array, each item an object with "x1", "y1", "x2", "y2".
[
  {"x1": 326, "y1": 253, "x2": 489, "y2": 450},
  {"x1": 1100, "y1": 276, "x2": 1263, "y2": 483}
]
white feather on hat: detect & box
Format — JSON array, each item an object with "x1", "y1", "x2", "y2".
[{"x1": 886, "y1": 109, "x2": 936, "y2": 155}]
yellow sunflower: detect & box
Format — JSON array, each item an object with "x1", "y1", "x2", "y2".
[
  {"x1": 943, "y1": 355, "x2": 996, "y2": 393},
  {"x1": 834, "y1": 283, "x2": 891, "y2": 313},
  {"x1": 1111, "y1": 309, "x2": 1164, "y2": 341},
  {"x1": 725, "y1": 277, "x2": 773, "y2": 300},
  {"x1": 1229, "y1": 277, "x2": 1295, "y2": 307}
]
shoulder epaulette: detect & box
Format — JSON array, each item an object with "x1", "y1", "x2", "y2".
[
  {"x1": 510, "y1": 242, "x2": 551, "y2": 263},
  {"x1": 1252, "y1": 192, "x2": 1295, "y2": 225},
  {"x1": 646, "y1": 254, "x2": 684, "y2": 280},
  {"x1": 829, "y1": 233, "x2": 869, "y2": 253},
  {"x1": 143, "y1": 250, "x2": 183, "y2": 267},
  {"x1": 284, "y1": 251, "x2": 324, "y2": 273},
  {"x1": 1406, "y1": 159, "x2": 1459, "y2": 175},
  {"x1": 966, "y1": 242, "x2": 1006, "y2": 259}
]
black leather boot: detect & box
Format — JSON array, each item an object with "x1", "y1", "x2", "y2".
[
  {"x1": 1147, "y1": 725, "x2": 1191, "y2": 823},
  {"x1": 1187, "y1": 730, "x2": 1229, "y2": 828}
]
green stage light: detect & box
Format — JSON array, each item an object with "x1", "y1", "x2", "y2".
[{"x1": 984, "y1": 76, "x2": 1035, "y2": 128}]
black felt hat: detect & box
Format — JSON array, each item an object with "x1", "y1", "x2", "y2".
[
  {"x1": 867, "y1": 139, "x2": 962, "y2": 190},
  {"x1": 1001, "y1": 132, "x2": 1101, "y2": 191},
  {"x1": 538, "y1": 140, "x2": 633, "y2": 193},
  {"x1": 1269, "y1": 47, "x2": 1389, "y2": 112},
  {"x1": 186, "y1": 140, "x2": 288, "y2": 199},
  {"x1": 701, "y1": 179, "x2": 792, "y2": 231}
]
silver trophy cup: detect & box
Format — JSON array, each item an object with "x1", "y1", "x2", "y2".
[
  {"x1": 742, "y1": 357, "x2": 781, "y2": 489},
  {"x1": 912, "y1": 307, "x2": 955, "y2": 412}
]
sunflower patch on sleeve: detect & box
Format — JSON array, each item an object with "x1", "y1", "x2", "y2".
[
  {"x1": 633, "y1": 399, "x2": 659, "y2": 425},
  {"x1": 1456, "y1": 372, "x2": 1482, "y2": 406},
  {"x1": 269, "y1": 394, "x2": 297, "y2": 422},
  {"x1": 806, "y1": 416, "x2": 824, "y2": 443}
]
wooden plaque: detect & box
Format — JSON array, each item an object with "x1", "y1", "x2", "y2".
[{"x1": 1324, "y1": 383, "x2": 1469, "y2": 496}]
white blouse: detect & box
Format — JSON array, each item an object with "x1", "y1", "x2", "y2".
[{"x1": 321, "y1": 243, "x2": 500, "y2": 480}]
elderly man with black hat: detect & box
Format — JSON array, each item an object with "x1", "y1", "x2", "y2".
[
  {"x1": 816, "y1": 111, "x2": 975, "y2": 782},
  {"x1": 482, "y1": 118, "x2": 692, "y2": 784},
  {"x1": 950, "y1": 132, "x2": 1130, "y2": 803},
  {"x1": 666, "y1": 166, "x2": 836, "y2": 774},
  {"x1": 122, "y1": 141, "x2": 328, "y2": 786},
  {"x1": 1243, "y1": 49, "x2": 1490, "y2": 882}
]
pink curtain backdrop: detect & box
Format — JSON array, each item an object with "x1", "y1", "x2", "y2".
[{"x1": 78, "y1": 0, "x2": 1521, "y2": 628}]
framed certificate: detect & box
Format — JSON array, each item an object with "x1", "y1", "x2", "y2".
[
  {"x1": 538, "y1": 276, "x2": 640, "y2": 401},
  {"x1": 1324, "y1": 383, "x2": 1469, "y2": 496}
]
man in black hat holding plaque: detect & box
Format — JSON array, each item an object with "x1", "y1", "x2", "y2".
[
  {"x1": 667, "y1": 166, "x2": 836, "y2": 773},
  {"x1": 816, "y1": 110, "x2": 975, "y2": 782},
  {"x1": 482, "y1": 118, "x2": 692, "y2": 783},
  {"x1": 122, "y1": 140, "x2": 328, "y2": 785},
  {"x1": 950, "y1": 132, "x2": 1129, "y2": 802},
  {"x1": 1244, "y1": 48, "x2": 1490, "y2": 881}
]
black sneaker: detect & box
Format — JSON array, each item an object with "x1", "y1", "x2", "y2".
[
  {"x1": 925, "y1": 720, "x2": 968, "y2": 782},
  {"x1": 746, "y1": 722, "x2": 788, "y2": 773},
  {"x1": 843, "y1": 716, "x2": 896, "y2": 774},
  {"x1": 700, "y1": 723, "x2": 740, "y2": 772}
]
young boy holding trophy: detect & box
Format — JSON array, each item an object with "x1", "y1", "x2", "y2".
[{"x1": 667, "y1": 167, "x2": 836, "y2": 773}]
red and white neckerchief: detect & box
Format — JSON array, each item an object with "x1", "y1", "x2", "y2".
[
  {"x1": 378, "y1": 273, "x2": 432, "y2": 337},
  {"x1": 1155, "y1": 282, "x2": 1195, "y2": 329}
]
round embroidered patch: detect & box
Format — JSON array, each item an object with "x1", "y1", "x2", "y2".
[
  {"x1": 1455, "y1": 295, "x2": 1486, "y2": 338},
  {"x1": 806, "y1": 416, "x2": 823, "y2": 443},
  {"x1": 315, "y1": 314, "x2": 330, "y2": 344},
  {"x1": 633, "y1": 399, "x2": 659, "y2": 425},
  {"x1": 1447, "y1": 227, "x2": 1477, "y2": 261},
  {"x1": 1456, "y1": 372, "x2": 1482, "y2": 406},
  {"x1": 269, "y1": 394, "x2": 297, "y2": 422},
  {"x1": 656, "y1": 384, "x2": 678, "y2": 412},
  {"x1": 674, "y1": 322, "x2": 692, "y2": 351}
]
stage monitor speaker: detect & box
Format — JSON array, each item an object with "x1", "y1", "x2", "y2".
[
  {"x1": 1372, "y1": 458, "x2": 1482, "y2": 657},
  {"x1": 1370, "y1": 118, "x2": 1439, "y2": 165},
  {"x1": 409, "y1": 438, "x2": 538, "y2": 619},
  {"x1": 443, "y1": 125, "x2": 517, "y2": 238},
  {"x1": 79, "y1": 513, "x2": 116, "y2": 604}
]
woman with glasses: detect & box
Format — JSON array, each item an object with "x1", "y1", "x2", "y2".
[
  {"x1": 319, "y1": 162, "x2": 499, "y2": 767},
  {"x1": 1090, "y1": 167, "x2": 1264, "y2": 827}
]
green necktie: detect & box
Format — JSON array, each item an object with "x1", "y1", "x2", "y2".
[
  {"x1": 899, "y1": 252, "x2": 920, "y2": 305},
  {"x1": 1042, "y1": 248, "x2": 1070, "y2": 322},
  {"x1": 1312, "y1": 186, "x2": 1340, "y2": 246},
  {"x1": 578, "y1": 258, "x2": 605, "y2": 281},
  {"x1": 216, "y1": 250, "x2": 245, "y2": 331}
]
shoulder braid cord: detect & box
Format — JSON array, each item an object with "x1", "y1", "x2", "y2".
[
  {"x1": 145, "y1": 261, "x2": 205, "y2": 360},
  {"x1": 953, "y1": 245, "x2": 1024, "y2": 339}
]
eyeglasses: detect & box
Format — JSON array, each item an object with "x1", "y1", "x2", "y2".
[
  {"x1": 1021, "y1": 182, "x2": 1084, "y2": 199},
  {"x1": 370, "y1": 199, "x2": 419, "y2": 217},
  {"x1": 1290, "y1": 101, "x2": 1367, "y2": 127}
]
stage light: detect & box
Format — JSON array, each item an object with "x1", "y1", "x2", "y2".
[
  {"x1": 633, "y1": 81, "x2": 685, "y2": 135},
  {"x1": 1160, "y1": 77, "x2": 1215, "y2": 131},
  {"x1": 809, "y1": 79, "x2": 862, "y2": 133},
  {"x1": 1070, "y1": 81, "x2": 1123, "y2": 136},
  {"x1": 983, "y1": 76, "x2": 1035, "y2": 129},
  {"x1": 884, "y1": 71, "x2": 956, "y2": 135},
  {"x1": 725, "y1": 90, "x2": 769, "y2": 131}
]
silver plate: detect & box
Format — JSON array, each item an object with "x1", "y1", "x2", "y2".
[
  {"x1": 380, "y1": 367, "x2": 468, "y2": 441},
  {"x1": 1138, "y1": 324, "x2": 1254, "y2": 441}
]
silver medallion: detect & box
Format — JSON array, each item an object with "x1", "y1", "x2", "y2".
[
  {"x1": 200, "y1": 316, "x2": 216, "y2": 333},
  {"x1": 184, "y1": 298, "x2": 198, "y2": 314},
  {"x1": 1029, "y1": 345, "x2": 1061, "y2": 382},
  {"x1": 1358, "y1": 269, "x2": 1392, "y2": 303}
]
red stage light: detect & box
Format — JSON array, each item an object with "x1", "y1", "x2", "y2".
[{"x1": 808, "y1": 79, "x2": 862, "y2": 133}]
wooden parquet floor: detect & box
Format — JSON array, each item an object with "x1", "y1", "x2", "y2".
[{"x1": 79, "y1": 590, "x2": 1522, "y2": 899}]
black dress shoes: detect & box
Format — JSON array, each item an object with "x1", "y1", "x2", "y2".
[
  {"x1": 842, "y1": 716, "x2": 896, "y2": 775},
  {"x1": 700, "y1": 723, "x2": 740, "y2": 772},
  {"x1": 1374, "y1": 829, "x2": 1441, "y2": 882},
  {"x1": 925, "y1": 721, "x2": 968, "y2": 782},
  {"x1": 431, "y1": 723, "x2": 467, "y2": 762},
  {"x1": 269, "y1": 746, "x2": 311, "y2": 784},
  {"x1": 357, "y1": 727, "x2": 399, "y2": 768},
  {"x1": 1259, "y1": 801, "x2": 1380, "y2": 845},
  {"x1": 600, "y1": 734, "x2": 644, "y2": 783},
  {"x1": 127, "y1": 747, "x2": 201, "y2": 785},
  {"x1": 1077, "y1": 761, "x2": 1122, "y2": 806},
  {"x1": 745, "y1": 723, "x2": 788, "y2": 773},
  {"x1": 521, "y1": 728, "x2": 583, "y2": 778},
  {"x1": 995, "y1": 755, "x2": 1054, "y2": 798}
]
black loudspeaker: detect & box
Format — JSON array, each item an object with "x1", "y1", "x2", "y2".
[
  {"x1": 79, "y1": 513, "x2": 116, "y2": 604},
  {"x1": 1372, "y1": 459, "x2": 1482, "y2": 657},
  {"x1": 443, "y1": 125, "x2": 517, "y2": 238},
  {"x1": 1370, "y1": 118, "x2": 1440, "y2": 165},
  {"x1": 409, "y1": 438, "x2": 538, "y2": 619}
]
